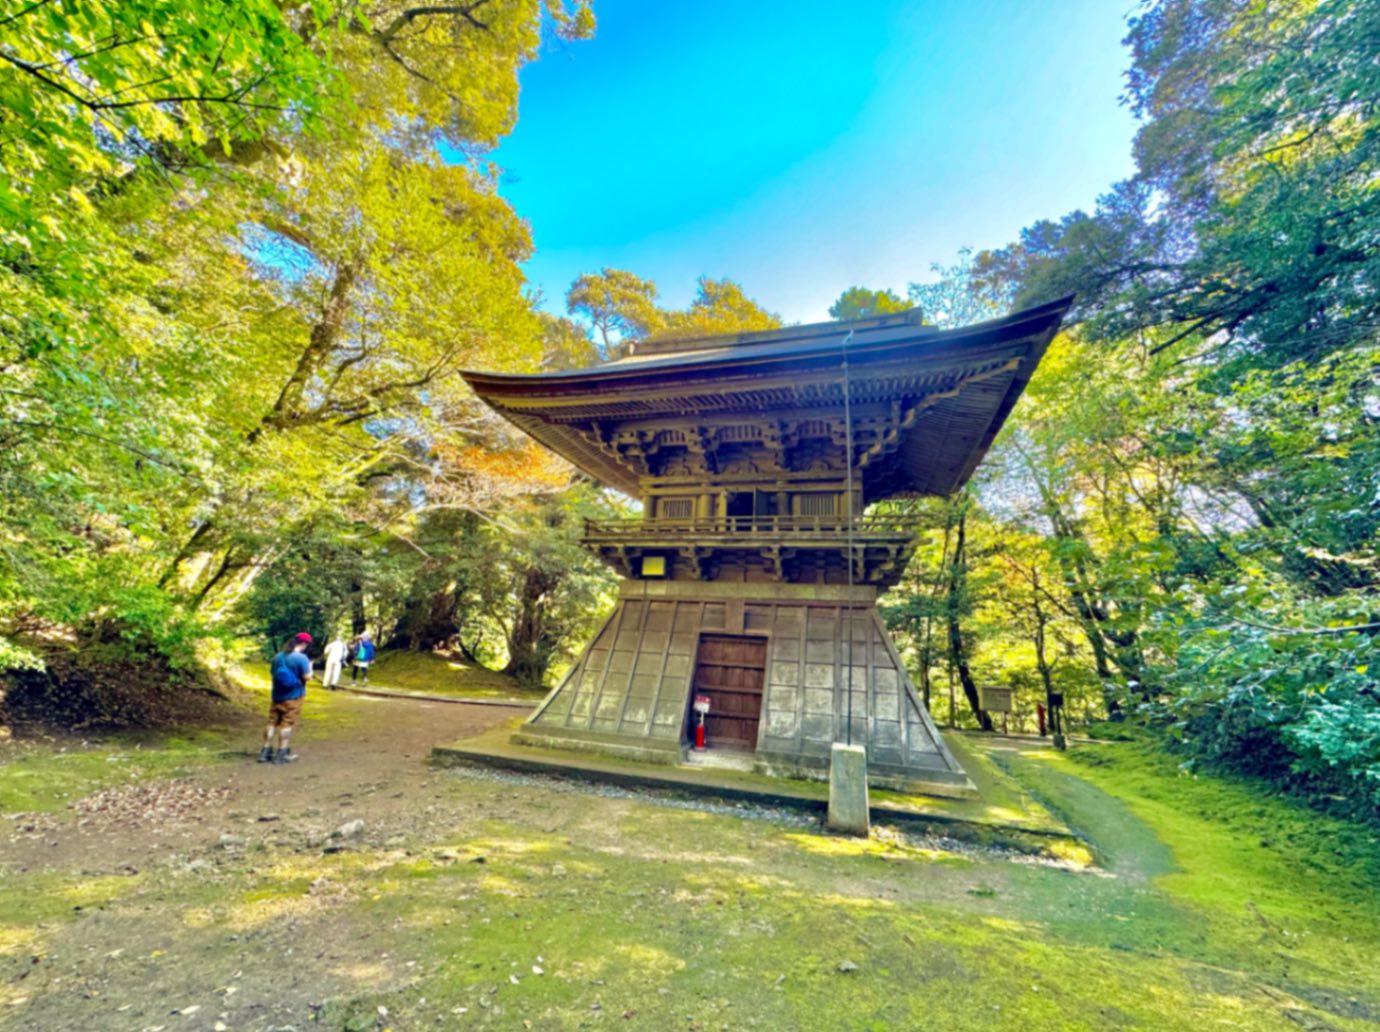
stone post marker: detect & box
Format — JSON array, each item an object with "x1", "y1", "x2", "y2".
[{"x1": 827, "y1": 742, "x2": 870, "y2": 836}]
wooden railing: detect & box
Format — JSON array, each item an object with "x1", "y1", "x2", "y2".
[{"x1": 584, "y1": 514, "x2": 924, "y2": 539}]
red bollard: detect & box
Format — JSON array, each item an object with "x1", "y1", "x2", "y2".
[{"x1": 692, "y1": 694, "x2": 710, "y2": 750}]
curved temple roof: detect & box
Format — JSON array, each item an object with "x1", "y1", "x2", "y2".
[{"x1": 462, "y1": 295, "x2": 1073, "y2": 498}]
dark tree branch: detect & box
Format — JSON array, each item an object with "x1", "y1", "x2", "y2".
[
  {"x1": 374, "y1": 1, "x2": 492, "y2": 42},
  {"x1": 0, "y1": 0, "x2": 55, "y2": 28}
]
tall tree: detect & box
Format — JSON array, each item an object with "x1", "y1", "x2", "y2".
[
  {"x1": 0, "y1": 0, "x2": 595, "y2": 669},
  {"x1": 565, "y1": 268, "x2": 664, "y2": 358},
  {"x1": 892, "y1": 0, "x2": 1380, "y2": 810},
  {"x1": 828, "y1": 286, "x2": 909, "y2": 321},
  {"x1": 653, "y1": 276, "x2": 782, "y2": 341}
]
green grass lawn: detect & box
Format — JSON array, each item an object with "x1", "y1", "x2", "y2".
[
  {"x1": 3, "y1": 683, "x2": 1378, "y2": 1030},
  {"x1": 358, "y1": 649, "x2": 546, "y2": 701},
  {"x1": 283, "y1": 744, "x2": 1380, "y2": 1030},
  {"x1": 993, "y1": 735, "x2": 1380, "y2": 1007}
]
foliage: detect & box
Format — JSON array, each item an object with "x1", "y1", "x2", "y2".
[
  {"x1": 907, "y1": 247, "x2": 1008, "y2": 329},
  {"x1": 0, "y1": 0, "x2": 595, "y2": 709},
  {"x1": 565, "y1": 267, "x2": 664, "y2": 358},
  {"x1": 652, "y1": 275, "x2": 782, "y2": 341},
  {"x1": 240, "y1": 517, "x2": 384, "y2": 654},
  {"x1": 445, "y1": 484, "x2": 621, "y2": 687},
  {"x1": 827, "y1": 285, "x2": 908, "y2": 321},
  {"x1": 562, "y1": 270, "x2": 782, "y2": 358},
  {"x1": 883, "y1": 0, "x2": 1380, "y2": 816},
  {"x1": 5, "y1": 0, "x2": 1377, "y2": 821},
  {"x1": 0, "y1": 0, "x2": 332, "y2": 358}
]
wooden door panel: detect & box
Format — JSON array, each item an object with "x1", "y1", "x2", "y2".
[{"x1": 693, "y1": 634, "x2": 767, "y2": 748}]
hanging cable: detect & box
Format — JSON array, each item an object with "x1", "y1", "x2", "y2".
[{"x1": 841, "y1": 328, "x2": 856, "y2": 747}]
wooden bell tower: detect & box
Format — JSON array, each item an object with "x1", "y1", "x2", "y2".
[{"x1": 462, "y1": 297, "x2": 1071, "y2": 792}]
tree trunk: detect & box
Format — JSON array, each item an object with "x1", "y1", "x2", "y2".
[
  {"x1": 189, "y1": 549, "x2": 239, "y2": 611},
  {"x1": 1032, "y1": 590, "x2": 1055, "y2": 712},
  {"x1": 158, "y1": 521, "x2": 215, "y2": 588},
  {"x1": 163, "y1": 260, "x2": 359, "y2": 597},
  {"x1": 1033, "y1": 475, "x2": 1127, "y2": 718},
  {"x1": 503, "y1": 566, "x2": 559, "y2": 688},
  {"x1": 350, "y1": 579, "x2": 367, "y2": 636},
  {"x1": 944, "y1": 506, "x2": 992, "y2": 731},
  {"x1": 390, "y1": 584, "x2": 462, "y2": 651},
  {"x1": 918, "y1": 616, "x2": 933, "y2": 712},
  {"x1": 250, "y1": 262, "x2": 358, "y2": 442}
]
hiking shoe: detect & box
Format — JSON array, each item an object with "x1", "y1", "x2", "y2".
[
  {"x1": 257, "y1": 746, "x2": 274, "y2": 763},
  {"x1": 273, "y1": 748, "x2": 299, "y2": 764}
]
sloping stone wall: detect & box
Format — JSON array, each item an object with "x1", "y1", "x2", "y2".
[
  {"x1": 755, "y1": 605, "x2": 960, "y2": 781},
  {"x1": 522, "y1": 585, "x2": 969, "y2": 790}
]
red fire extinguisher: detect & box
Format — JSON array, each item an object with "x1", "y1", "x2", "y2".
[{"x1": 692, "y1": 694, "x2": 710, "y2": 750}]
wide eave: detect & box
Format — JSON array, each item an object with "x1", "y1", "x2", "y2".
[{"x1": 462, "y1": 296, "x2": 1073, "y2": 498}]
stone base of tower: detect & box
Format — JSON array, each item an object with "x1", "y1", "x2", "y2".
[{"x1": 518, "y1": 580, "x2": 973, "y2": 794}]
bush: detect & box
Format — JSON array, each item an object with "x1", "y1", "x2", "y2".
[{"x1": 1154, "y1": 597, "x2": 1380, "y2": 820}]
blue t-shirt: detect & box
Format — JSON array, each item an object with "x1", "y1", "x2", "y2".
[{"x1": 270, "y1": 650, "x2": 311, "y2": 701}]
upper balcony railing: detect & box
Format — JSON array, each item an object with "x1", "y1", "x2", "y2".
[{"x1": 583, "y1": 513, "x2": 925, "y2": 540}]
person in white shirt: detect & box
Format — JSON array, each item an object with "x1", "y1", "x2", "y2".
[{"x1": 322, "y1": 636, "x2": 348, "y2": 690}]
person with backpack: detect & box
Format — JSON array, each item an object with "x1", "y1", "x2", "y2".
[
  {"x1": 261, "y1": 632, "x2": 312, "y2": 764},
  {"x1": 351, "y1": 631, "x2": 377, "y2": 685}
]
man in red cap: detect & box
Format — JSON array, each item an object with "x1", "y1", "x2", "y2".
[{"x1": 260, "y1": 632, "x2": 313, "y2": 763}]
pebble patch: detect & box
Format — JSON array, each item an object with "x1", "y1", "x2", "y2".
[{"x1": 441, "y1": 765, "x2": 1087, "y2": 869}]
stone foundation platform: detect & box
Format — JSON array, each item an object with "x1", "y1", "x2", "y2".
[{"x1": 519, "y1": 580, "x2": 974, "y2": 794}]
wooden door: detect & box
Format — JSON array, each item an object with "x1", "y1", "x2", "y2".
[{"x1": 692, "y1": 633, "x2": 767, "y2": 749}]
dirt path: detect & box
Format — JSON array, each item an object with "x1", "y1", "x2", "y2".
[
  {"x1": 1, "y1": 694, "x2": 531, "y2": 1031},
  {"x1": 4, "y1": 700, "x2": 1378, "y2": 1031},
  {"x1": 3, "y1": 694, "x2": 521, "y2": 873}
]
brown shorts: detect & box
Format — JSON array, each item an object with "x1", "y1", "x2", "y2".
[{"x1": 268, "y1": 697, "x2": 303, "y2": 728}]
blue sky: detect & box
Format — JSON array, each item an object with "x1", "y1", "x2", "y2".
[{"x1": 492, "y1": 1, "x2": 1139, "y2": 324}]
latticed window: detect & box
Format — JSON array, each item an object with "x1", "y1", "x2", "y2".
[
  {"x1": 796, "y1": 493, "x2": 836, "y2": 516},
  {"x1": 659, "y1": 497, "x2": 695, "y2": 520}
]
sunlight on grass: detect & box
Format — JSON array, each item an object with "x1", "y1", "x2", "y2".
[
  {"x1": 979, "y1": 804, "x2": 1033, "y2": 824},
  {"x1": 783, "y1": 832, "x2": 892, "y2": 858},
  {"x1": 0, "y1": 984, "x2": 33, "y2": 1009},
  {"x1": 724, "y1": 874, "x2": 794, "y2": 893},
  {"x1": 329, "y1": 961, "x2": 392, "y2": 984},
  {"x1": 612, "y1": 942, "x2": 684, "y2": 976},
  {"x1": 180, "y1": 907, "x2": 216, "y2": 929},
  {"x1": 225, "y1": 894, "x2": 325, "y2": 931},
  {"x1": 58, "y1": 874, "x2": 143, "y2": 906},
  {"x1": 477, "y1": 873, "x2": 526, "y2": 896},
  {"x1": 595, "y1": 843, "x2": 757, "y2": 866},
  {"x1": 0, "y1": 926, "x2": 39, "y2": 958},
  {"x1": 1016, "y1": 747, "x2": 1064, "y2": 763},
  {"x1": 814, "y1": 892, "x2": 897, "y2": 911},
  {"x1": 464, "y1": 835, "x2": 559, "y2": 857},
  {"x1": 1045, "y1": 839, "x2": 1096, "y2": 867},
  {"x1": 239, "y1": 880, "x2": 315, "y2": 905},
  {"x1": 364, "y1": 650, "x2": 542, "y2": 701},
  {"x1": 0, "y1": 870, "x2": 150, "y2": 961}
]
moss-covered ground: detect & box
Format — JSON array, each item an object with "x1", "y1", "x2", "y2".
[
  {"x1": 2, "y1": 681, "x2": 1377, "y2": 1030},
  {"x1": 360, "y1": 650, "x2": 545, "y2": 702}
]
